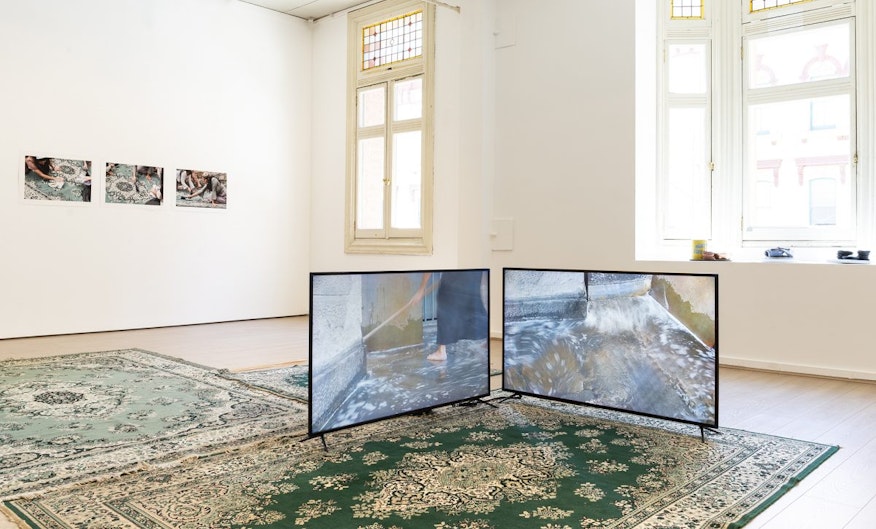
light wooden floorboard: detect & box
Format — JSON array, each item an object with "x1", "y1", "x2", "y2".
[
  {"x1": 0, "y1": 317, "x2": 310, "y2": 371},
  {"x1": 2, "y1": 317, "x2": 875, "y2": 528}
]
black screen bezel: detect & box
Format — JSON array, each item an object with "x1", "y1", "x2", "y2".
[
  {"x1": 502, "y1": 267, "x2": 719, "y2": 429},
  {"x1": 309, "y1": 268, "x2": 491, "y2": 437}
]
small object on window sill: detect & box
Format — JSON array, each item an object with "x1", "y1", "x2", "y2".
[
  {"x1": 691, "y1": 239, "x2": 707, "y2": 260},
  {"x1": 701, "y1": 251, "x2": 729, "y2": 261},
  {"x1": 836, "y1": 249, "x2": 870, "y2": 262},
  {"x1": 765, "y1": 247, "x2": 792, "y2": 258}
]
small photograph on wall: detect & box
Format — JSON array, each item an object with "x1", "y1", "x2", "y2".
[
  {"x1": 105, "y1": 163, "x2": 163, "y2": 206},
  {"x1": 175, "y1": 169, "x2": 227, "y2": 209},
  {"x1": 23, "y1": 155, "x2": 93, "y2": 203}
]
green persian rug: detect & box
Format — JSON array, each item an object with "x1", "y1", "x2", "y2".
[
  {"x1": 0, "y1": 349, "x2": 306, "y2": 500},
  {"x1": 4, "y1": 396, "x2": 836, "y2": 529}
]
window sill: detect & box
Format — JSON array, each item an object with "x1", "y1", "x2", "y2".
[
  {"x1": 345, "y1": 237, "x2": 432, "y2": 256},
  {"x1": 637, "y1": 245, "x2": 872, "y2": 266}
]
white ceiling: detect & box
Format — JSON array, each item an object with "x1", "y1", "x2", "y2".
[{"x1": 238, "y1": 0, "x2": 372, "y2": 20}]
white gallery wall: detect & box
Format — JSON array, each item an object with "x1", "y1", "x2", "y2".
[
  {"x1": 489, "y1": 0, "x2": 638, "y2": 329},
  {"x1": 490, "y1": 0, "x2": 637, "y2": 268},
  {"x1": 0, "y1": 0, "x2": 312, "y2": 338}
]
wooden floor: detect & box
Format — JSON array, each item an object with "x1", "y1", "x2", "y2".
[{"x1": 2, "y1": 316, "x2": 875, "y2": 528}]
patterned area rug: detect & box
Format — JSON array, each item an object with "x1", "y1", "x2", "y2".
[
  {"x1": 4, "y1": 395, "x2": 836, "y2": 529},
  {"x1": 0, "y1": 349, "x2": 306, "y2": 500},
  {"x1": 218, "y1": 365, "x2": 310, "y2": 402}
]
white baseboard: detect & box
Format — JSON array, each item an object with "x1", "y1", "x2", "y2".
[{"x1": 720, "y1": 356, "x2": 876, "y2": 382}]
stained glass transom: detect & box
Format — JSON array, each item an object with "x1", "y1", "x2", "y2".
[
  {"x1": 750, "y1": 0, "x2": 813, "y2": 13},
  {"x1": 671, "y1": 0, "x2": 704, "y2": 19},
  {"x1": 362, "y1": 11, "x2": 423, "y2": 71}
]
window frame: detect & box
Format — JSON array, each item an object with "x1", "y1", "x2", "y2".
[
  {"x1": 345, "y1": 0, "x2": 435, "y2": 255},
  {"x1": 659, "y1": 37, "x2": 714, "y2": 241},
  {"x1": 741, "y1": 15, "x2": 858, "y2": 243},
  {"x1": 657, "y1": 1, "x2": 715, "y2": 243},
  {"x1": 646, "y1": 0, "x2": 873, "y2": 258}
]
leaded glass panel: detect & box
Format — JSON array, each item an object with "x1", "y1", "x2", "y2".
[
  {"x1": 750, "y1": 0, "x2": 813, "y2": 13},
  {"x1": 363, "y1": 11, "x2": 423, "y2": 71},
  {"x1": 671, "y1": 0, "x2": 704, "y2": 19}
]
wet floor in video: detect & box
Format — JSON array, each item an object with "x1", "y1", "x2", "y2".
[
  {"x1": 504, "y1": 296, "x2": 716, "y2": 424},
  {"x1": 319, "y1": 323, "x2": 490, "y2": 431}
]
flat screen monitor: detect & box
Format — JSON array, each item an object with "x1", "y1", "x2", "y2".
[
  {"x1": 309, "y1": 269, "x2": 490, "y2": 436},
  {"x1": 503, "y1": 268, "x2": 718, "y2": 428}
]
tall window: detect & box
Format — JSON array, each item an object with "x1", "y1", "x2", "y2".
[
  {"x1": 346, "y1": 0, "x2": 435, "y2": 255},
  {"x1": 652, "y1": 0, "x2": 863, "y2": 253},
  {"x1": 659, "y1": 3, "x2": 713, "y2": 241}
]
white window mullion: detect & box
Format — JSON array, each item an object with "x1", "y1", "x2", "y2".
[
  {"x1": 856, "y1": 0, "x2": 876, "y2": 247},
  {"x1": 381, "y1": 84, "x2": 393, "y2": 238},
  {"x1": 710, "y1": 0, "x2": 744, "y2": 251}
]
